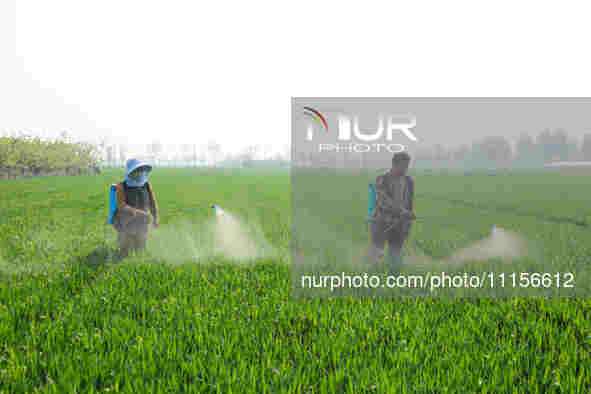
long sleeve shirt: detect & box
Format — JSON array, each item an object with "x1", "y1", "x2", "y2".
[
  {"x1": 115, "y1": 182, "x2": 158, "y2": 220},
  {"x1": 371, "y1": 171, "x2": 414, "y2": 225}
]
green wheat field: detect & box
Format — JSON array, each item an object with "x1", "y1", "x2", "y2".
[{"x1": 1, "y1": 168, "x2": 590, "y2": 393}]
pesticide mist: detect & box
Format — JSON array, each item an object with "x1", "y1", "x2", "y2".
[
  {"x1": 447, "y1": 225, "x2": 531, "y2": 263},
  {"x1": 147, "y1": 205, "x2": 275, "y2": 264},
  {"x1": 405, "y1": 225, "x2": 536, "y2": 267},
  {"x1": 211, "y1": 205, "x2": 275, "y2": 261}
]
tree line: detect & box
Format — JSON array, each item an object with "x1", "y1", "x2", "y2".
[
  {"x1": 292, "y1": 128, "x2": 591, "y2": 169},
  {"x1": 414, "y1": 129, "x2": 591, "y2": 167},
  {"x1": 0, "y1": 132, "x2": 101, "y2": 179},
  {"x1": 101, "y1": 140, "x2": 290, "y2": 168}
]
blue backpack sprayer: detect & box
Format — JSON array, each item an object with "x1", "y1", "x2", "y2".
[
  {"x1": 108, "y1": 184, "x2": 118, "y2": 225},
  {"x1": 368, "y1": 183, "x2": 376, "y2": 223}
]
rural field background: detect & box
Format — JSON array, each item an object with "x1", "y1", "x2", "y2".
[
  {"x1": 1, "y1": 168, "x2": 590, "y2": 392},
  {"x1": 291, "y1": 168, "x2": 591, "y2": 298}
]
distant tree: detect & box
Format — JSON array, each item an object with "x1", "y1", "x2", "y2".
[
  {"x1": 244, "y1": 145, "x2": 260, "y2": 161},
  {"x1": 97, "y1": 137, "x2": 109, "y2": 162},
  {"x1": 471, "y1": 136, "x2": 512, "y2": 167},
  {"x1": 196, "y1": 145, "x2": 207, "y2": 167},
  {"x1": 433, "y1": 144, "x2": 448, "y2": 160},
  {"x1": 282, "y1": 144, "x2": 291, "y2": 162},
  {"x1": 515, "y1": 132, "x2": 542, "y2": 166},
  {"x1": 263, "y1": 144, "x2": 272, "y2": 160},
  {"x1": 532, "y1": 128, "x2": 571, "y2": 162},
  {"x1": 0, "y1": 131, "x2": 100, "y2": 175},
  {"x1": 452, "y1": 144, "x2": 470, "y2": 161},
  {"x1": 119, "y1": 144, "x2": 128, "y2": 166},
  {"x1": 207, "y1": 140, "x2": 222, "y2": 167},
  {"x1": 516, "y1": 132, "x2": 535, "y2": 160},
  {"x1": 414, "y1": 146, "x2": 434, "y2": 160},
  {"x1": 58, "y1": 130, "x2": 71, "y2": 143},
  {"x1": 273, "y1": 152, "x2": 284, "y2": 162},
  {"x1": 580, "y1": 134, "x2": 591, "y2": 161},
  {"x1": 534, "y1": 128, "x2": 570, "y2": 162},
  {"x1": 181, "y1": 144, "x2": 194, "y2": 166},
  {"x1": 551, "y1": 128, "x2": 569, "y2": 161},
  {"x1": 147, "y1": 140, "x2": 163, "y2": 163},
  {"x1": 240, "y1": 145, "x2": 260, "y2": 168},
  {"x1": 106, "y1": 145, "x2": 116, "y2": 166},
  {"x1": 536, "y1": 129, "x2": 553, "y2": 162},
  {"x1": 566, "y1": 136, "x2": 580, "y2": 161}
]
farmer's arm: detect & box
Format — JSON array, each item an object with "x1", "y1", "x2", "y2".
[
  {"x1": 374, "y1": 175, "x2": 404, "y2": 217},
  {"x1": 115, "y1": 184, "x2": 146, "y2": 216},
  {"x1": 407, "y1": 176, "x2": 414, "y2": 212},
  {"x1": 146, "y1": 183, "x2": 158, "y2": 220}
]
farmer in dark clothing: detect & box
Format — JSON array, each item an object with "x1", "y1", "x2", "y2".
[
  {"x1": 112, "y1": 159, "x2": 159, "y2": 257},
  {"x1": 369, "y1": 151, "x2": 416, "y2": 269}
]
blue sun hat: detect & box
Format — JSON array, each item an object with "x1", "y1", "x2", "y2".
[{"x1": 124, "y1": 158, "x2": 152, "y2": 187}]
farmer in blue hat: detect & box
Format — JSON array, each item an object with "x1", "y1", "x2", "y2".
[
  {"x1": 369, "y1": 151, "x2": 416, "y2": 269},
  {"x1": 112, "y1": 158, "x2": 159, "y2": 257}
]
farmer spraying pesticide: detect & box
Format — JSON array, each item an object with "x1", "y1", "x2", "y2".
[
  {"x1": 369, "y1": 151, "x2": 416, "y2": 269},
  {"x1": 110, "y1": 159, "x2": 159, "y2": 257}
]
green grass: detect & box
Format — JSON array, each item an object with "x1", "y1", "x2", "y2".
[{"x1": 1, "y1": 168, "x2": 590, "y2": 392}]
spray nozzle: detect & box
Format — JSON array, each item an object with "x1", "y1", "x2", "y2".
[{"x1": 211, "y1": 205, "x2": 223, "y2": 216}]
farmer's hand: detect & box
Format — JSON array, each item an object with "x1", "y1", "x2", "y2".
[
  {"x1": 401, "y1": 210, "x2": 416, "y2": 221},
  {"x1": 134, "y1": 209, "x2": 149, "y2": 217},
  {"x1": 153, "y1": 217, "x2": 159, "y2": 229}
]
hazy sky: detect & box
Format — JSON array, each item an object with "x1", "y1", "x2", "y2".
[{"x1": 2, "y1": 1, "x2": 591, "y2": 157}]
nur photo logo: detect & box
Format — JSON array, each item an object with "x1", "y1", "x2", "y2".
[
  {"x1": 301, "y1": 107, "x2": 419, "y2": 153},
  {"x1": 303, "y1": 107, "x2": 328, "y2": 137}
]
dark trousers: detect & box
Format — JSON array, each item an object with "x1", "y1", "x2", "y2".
[
  {"x1": 114, "y1": 210, "x2": 150, "y2": 257},
  {"x1": 369, "y1": 220, "x2": 409, "y2": 268}
]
